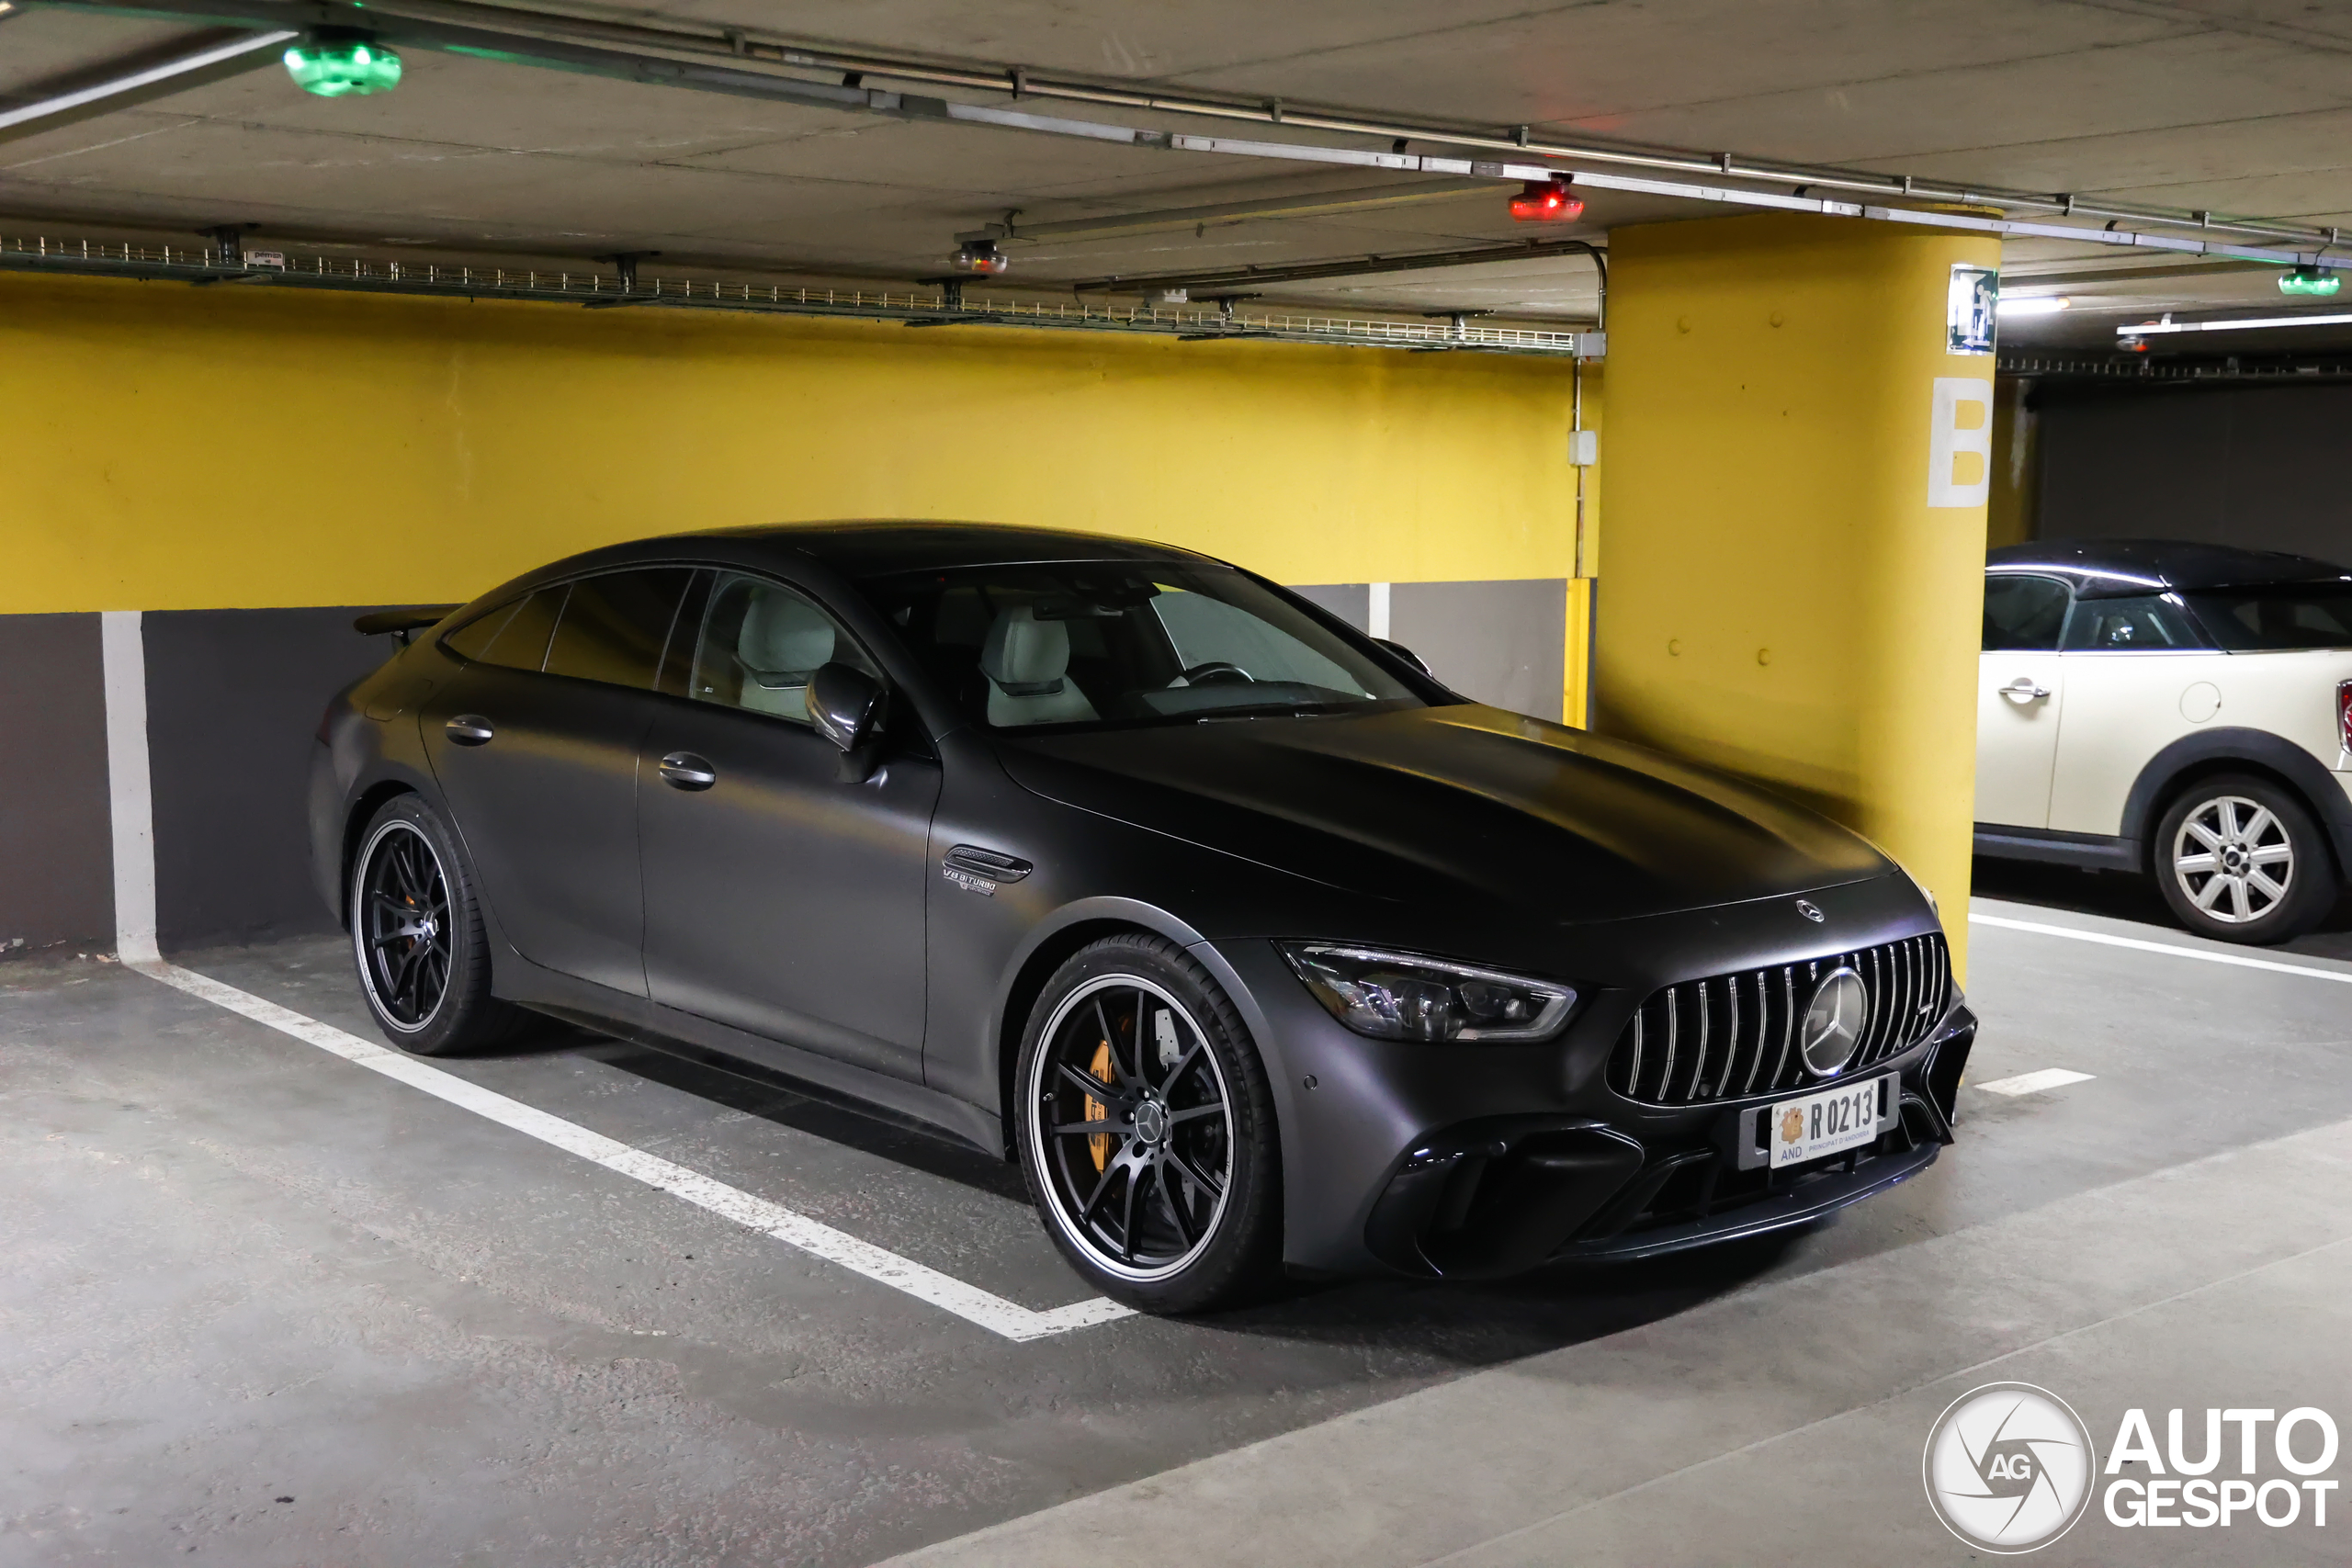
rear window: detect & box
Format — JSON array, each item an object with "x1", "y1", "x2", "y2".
[
  {"x1": 440, "y1": 587, "x2": 564, "y2": 671},
  {"x1": 2186, "y1": 585, "x2": 2352, "y2": 650}
]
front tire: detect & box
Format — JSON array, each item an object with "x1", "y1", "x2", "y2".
[
  {"x1": 349, "y1": 795, "x2": 530, "y2": 1054},
  {"x1": 1014, "y1": 933, "x2": 1280, "y2": 1314},
  {"x1": 2154, "y1": 774, "x2": 2335, "y2": 944}
]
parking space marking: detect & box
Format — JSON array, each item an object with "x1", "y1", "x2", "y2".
[
  {"x1": 1972, "y1": 1067, "x2": 2096, "y2": 1097},
  {"x1": 1971, "y1": 911, "x2": 2352, "y2": 984},
  {"x1": 127, "y1": 958, "x2": 1135, "y2": 1343}
]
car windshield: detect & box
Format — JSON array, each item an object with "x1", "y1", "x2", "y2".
[
  {"x1": 861, "y1": 561, "x2": 1423, "y2": 730},
  {"x1": 2186, "y1": 584, "x2": 2352, "y2": 650}
]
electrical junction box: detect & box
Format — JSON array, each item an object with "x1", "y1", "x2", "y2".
[
  {"x1": 1575, "y1": 331, "x2": 1606, "y2": 360},
  {"x1": 1568, "y1": 429, "x2": 1599, "y2": 467}
]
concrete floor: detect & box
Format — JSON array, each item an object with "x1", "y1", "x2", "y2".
[{"x1": 4, "y1": 871, "x2": 2348, "y2": 1565}]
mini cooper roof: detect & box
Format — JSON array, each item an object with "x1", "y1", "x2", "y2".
[{"x1": 1988, "y1": 538, "x2": 2352, "y2": 599}]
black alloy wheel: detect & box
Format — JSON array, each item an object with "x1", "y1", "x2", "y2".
[
  {"x1": 349, "y1": 795, "x2": 528, "y2": 1055},
  {"x1": 1016, "y1": 934, "x2": 1279, "y2": 1313},
  {"x1": 2154, "y1": 773, "x2": 2335, "y2": 944},
  {"x1": 358, "y1": 820, "x2": 451, "y2": 1030}
]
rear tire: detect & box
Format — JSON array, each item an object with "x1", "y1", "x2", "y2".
[
  {"x1": 2153, "y1": 773, "x2": 2335, "y2": 944},
  {"x1": 1014, "y1": 933, "x2": 1281, "y2": 1314},
  {"x1": 349, "y1": 795, "x2": 530, "y2": 1054}
]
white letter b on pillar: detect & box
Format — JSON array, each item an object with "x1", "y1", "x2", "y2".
[{"x1": 1928, "y1": 377, "x2": 1994, "y2": 508}]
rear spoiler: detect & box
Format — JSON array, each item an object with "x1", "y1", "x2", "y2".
[{"x1": 353, "y1": 605, "x2": 461, "y2": 645}]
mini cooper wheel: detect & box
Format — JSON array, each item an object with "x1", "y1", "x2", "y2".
[
  {"x1": 1015, "y1": 934, "x2": 1279, "y2": 1314},
  {"x1": 350, "y1": 795, "x2": 528, "y2": 1054},
  {"x1": 2154, "y1": 774, "x2": 2334, "y2": 944}
]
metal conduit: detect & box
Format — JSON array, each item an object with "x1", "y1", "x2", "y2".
[{"x1": 31, "y1": 0, "x2": 2346, "y2": 255}]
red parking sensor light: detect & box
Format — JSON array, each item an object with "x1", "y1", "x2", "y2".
[
  {"x1": 1509, "y1": 177, "x2": 1583, "y2": 223},
  {"x1": 954, "y1": 239, "x2": 1010, "y2": 275}
]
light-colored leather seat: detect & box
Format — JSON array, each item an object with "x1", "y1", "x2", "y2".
[
  {"x1": 735, "y1": 589, "x2": 837, "y2": 720},
  {"x1": 980, "y1": 605, "x2": 1098, "y2": 726}
]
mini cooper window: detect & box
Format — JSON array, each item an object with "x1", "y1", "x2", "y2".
[
  {"x1": 865, "y1": 562, "x2": 1421, "y2": 729},
  {"x1": 440, "y1": 586, "x2": 564, "y2": 671},
  {"x1": 1982, "y1": 573, "x2": 2070, "y2": 651},
  {"x1": 2061, "y1": 593, "x2": 2209, "y2": 651},
  {"x1": 2184, "y1": 585, "x2": 2352, "y2": 650},
  {"x1": 687, "y1": 572, "x2": 879, "y2": 726}
]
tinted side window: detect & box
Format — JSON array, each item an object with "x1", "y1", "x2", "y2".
[
  {"x1": 688, "y1": 573, "x2": 878, "y2": 726},
  {"x1": 543, "y1": 569, "x2": 691, "y2": 690},
  {"x1": 2061, "y1": 593, "x2": 2207, "y2": 651},
  {"x1": 441, "y1": 587, "x2": 564, "y2": 671},
  {"x1": 2185, "y1": 586, "x2": 2352, "y2": 650},
  {"x1": 1982, "y1": 575, "x2": 2070, "y2": 651}
]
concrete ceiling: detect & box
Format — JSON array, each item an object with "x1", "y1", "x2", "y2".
[{"x1": 4, "y1": 0, "x2": 2351, "y2": 344}]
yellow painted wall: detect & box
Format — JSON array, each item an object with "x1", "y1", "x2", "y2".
[
  {"x1": 1595, "y1": 213, "x2": 1997, "y2": 976},
  {"x1": 0, "y1": 272, "x2": 1584, "y2": 616}
]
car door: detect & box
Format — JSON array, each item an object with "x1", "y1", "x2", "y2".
[
  {"x1": 638, "y1": 570, "x2": 941, "y2": 1082},
  {"x1": 420, "y1": 568, "x2": 690, "y2": 995},
  {"x1": 1976, "y1": 572, "x2": 2072, "y2": 829},
  {"x1": 2045, "y1": 593, "x2": 2216, "y2": 837}
]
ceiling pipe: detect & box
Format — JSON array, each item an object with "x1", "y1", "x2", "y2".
[
  {"x1": 1073, "y1": 236, "x2": 1608, "y2": 327},
  {"x1": 0, "y1": 27, "x2": 296, "y2": 143},
  {"x1": 0, "y1": 227, "x2": 1599, "y2": 354},
  {"x1": 19, "y1": 0, "x2": 2350, "y2": 276},
  {"x1": 957, "y1": 180, "x2": 1495, "y2": 247},
  {"x1": 29, "y1": 0, "x2": 2344, "y2": 254}
]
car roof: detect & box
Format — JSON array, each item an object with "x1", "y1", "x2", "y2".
[
  {"x1": 1988, "y1": 537, "x2": 2352, "y2": 598},
  {"x1": 662, "y1": 520, "x2": 1227, "y2": 580}
]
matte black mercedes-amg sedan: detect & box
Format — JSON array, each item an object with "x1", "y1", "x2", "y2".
[{"x1": 311, "y1": 523, "x2": 1974, "y2": 1312}]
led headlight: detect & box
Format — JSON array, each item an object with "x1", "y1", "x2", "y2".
[{"x1": 1277, "y1": 943, "x2": 1576, "y2": 1043}]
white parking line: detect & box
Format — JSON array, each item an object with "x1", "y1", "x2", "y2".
[
  {"x1": 1973, "y1": 1067, "x2": 2096, "y2": 1098},
  {"x1": 132, "y1": 958, "x2": 1134, "y2": 1342},
  {"x1": 1971, "y1": 911, "x2": 2352, "y2": 984},
  {"x1": 94, "y1": 612, "x2": 1128, "y2": 1343}
]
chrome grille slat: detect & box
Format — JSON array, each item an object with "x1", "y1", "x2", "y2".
[
  {"x1": 1610, "y1": 934, "x2": 1949, "y2": 1107},
  {"x1": 1658, "y1": 987, "x2": 1679, "y2": 1104},
  {"x1": 1767, "y1": 965, "x2": 1797, "y2": 1091},
  {"x1": 1685, "y1": 980, "x2": 1712, "y2": 1102}
]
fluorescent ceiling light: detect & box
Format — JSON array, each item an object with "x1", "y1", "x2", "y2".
[
  {"x1": 2120, "y1": 311, "x2": 2352, "y2": 335},
  {"x1": 1997, "y1": 296, "x2": 2069, "y2": 316}
]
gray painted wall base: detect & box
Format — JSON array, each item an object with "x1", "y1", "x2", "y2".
[
  {"x1": 1293, "y1": 579, "x2": 1566, "y2": 721},
  {"x1": 0, "y1": 613, "x2": 113, "y2": 951}
]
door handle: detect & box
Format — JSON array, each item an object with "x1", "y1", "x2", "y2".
[
  {"x1": 445, "y1": 714, "x2": 495, "y2": 745},
  {"x1": 658, "y1": 751, "x2": 718, "y2": 791},
  {"x1": 1997, "y1": 679, "x2": 2051, "y2": 704}
]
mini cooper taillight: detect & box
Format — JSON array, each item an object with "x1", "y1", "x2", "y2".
[{"x1": 2337, "y1": 679, "x2": 2352, "y2": 754}]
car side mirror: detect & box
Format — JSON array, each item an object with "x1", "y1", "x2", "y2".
[
  {"x1": 1374, "y1": 637, "x2": 1431, "y2": 677},
  {"x1": 808, "y1": 661, "x2": 887, "y2": 778}
]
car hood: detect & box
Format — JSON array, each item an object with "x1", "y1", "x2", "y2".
[{"x1": 993, "y1": 704, "x2": 1892, "y2": 925}]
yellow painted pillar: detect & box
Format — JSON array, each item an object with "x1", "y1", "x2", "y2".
[{"x1": 1595, "y1": 212, "x2": 1997, "y2": 977}]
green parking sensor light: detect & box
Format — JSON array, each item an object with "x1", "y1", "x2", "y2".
[
  {"x1": 284, "y1": 31, "x2": 402, "y2": 97},
  {"x1": 2279, "y1": 267, "x2": 2343, "y2": 298}
]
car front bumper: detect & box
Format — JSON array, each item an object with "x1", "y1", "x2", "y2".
[{"x1": 1198, "y1": 931, "x2": 1974, "y2": 1280}]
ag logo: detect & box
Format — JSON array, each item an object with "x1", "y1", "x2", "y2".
[{"x1": 1923, "y1": 1382, "x2": 2095, "y2": 1552}]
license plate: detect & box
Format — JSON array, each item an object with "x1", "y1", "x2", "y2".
[{"x1": 1768, "y1": 1075, "x2": 1890, "y2": 1168}]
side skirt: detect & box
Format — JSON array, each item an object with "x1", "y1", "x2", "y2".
[
  {"x1": 1973, "y1": 824, "x2": 2140, "y2": 872},
  {"x1": 492, "y1": 950, "x2": 1008, "y2": 1157}
]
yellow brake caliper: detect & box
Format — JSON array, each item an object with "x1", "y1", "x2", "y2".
[{"x1": 1086, "y1": 1042, "x2": 1114, "y2": 1172}]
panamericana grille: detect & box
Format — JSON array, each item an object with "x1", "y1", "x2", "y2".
[{"x1": 1607, "y1": 934, "x2": 1951, "y2": 1107}]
